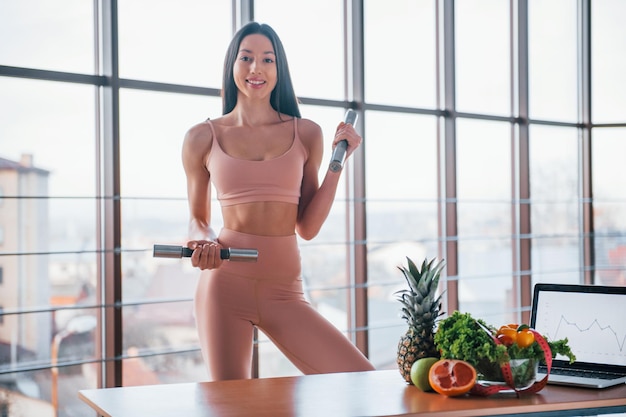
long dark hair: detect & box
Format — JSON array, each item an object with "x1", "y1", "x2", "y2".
[{"x1": 221, "y1": 22, "x2": 301, "y2": 118}]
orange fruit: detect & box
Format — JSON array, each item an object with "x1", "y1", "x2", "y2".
[{"x1": 428, "y1": 359, "x2": 477, "y2": 396}]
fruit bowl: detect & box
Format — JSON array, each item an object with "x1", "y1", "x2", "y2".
[
  {"x1": 476, "y1": 358, "x2": 538, "y2": 391},
  {"x1": 509, "y1": 358, "x2": 539, "y2": 390}
]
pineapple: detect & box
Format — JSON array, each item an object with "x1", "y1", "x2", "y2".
[{"x1": 396, "y1": 257, "x2": 445, "y2": 383}]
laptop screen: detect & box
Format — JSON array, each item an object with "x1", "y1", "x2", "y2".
[{"x1": 530, "y1": 283, "x2": 626, "y2": 368}]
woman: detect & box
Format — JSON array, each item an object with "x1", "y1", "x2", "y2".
[{"x1": 182, "y1": 22, "x2": 375, "y2": 381}]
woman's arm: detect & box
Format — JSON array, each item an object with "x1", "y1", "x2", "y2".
[
  {"x1": 182, "y1": 123, "x2": 223, "y2": 269},
  {"x1": 296, "y1": 118, "x2": 362, "y2": 240}
]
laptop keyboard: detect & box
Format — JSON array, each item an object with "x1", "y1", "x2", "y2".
[{"x1": 544, "y1": 366, "x2": 626, "y2": 380}]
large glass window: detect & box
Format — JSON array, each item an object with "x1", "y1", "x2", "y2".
[
  {"x1": 529, "y1": 125, "x2": 580, "y2": 285},
  {"x1": 0, "y1": 0, "x2": 94, "y2": 74},
  {"x1": 456, "y1": 118, "x2": 512, "y2": 323},
  {"x1": 363, "y1": 0, "x2": 437, "y2": 109},
  {"x1": 0, "y1": 76, "x2": 98, "y2": 415},
  {"x1": 528, "y1": 0, "x2": 578, "y2": 122},
  {"x1": 592, "y1": 0, "x2": 626, "y2": 123},
  {"x1": 592, "y1": 127, "x2": 626, "y2": 287},
  {"x1": 364, "y1": 111, "x2": 439, "y2": 368},
  {"x1": 117, "y1": 0, "x2": 232, "y2": 87},
  {"x1": 0, "y1": 78, "x2": 96, "y2": 197},
  {"x1": 455, "y1": 0, "x2": 511, "y2": 116}
]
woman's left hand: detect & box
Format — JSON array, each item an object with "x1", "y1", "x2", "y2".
[{"x1": 332, "y1": 121, "x2": 362, "y2": 159}]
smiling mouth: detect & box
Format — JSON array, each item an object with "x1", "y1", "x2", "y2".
[{"x1": 247, "y1": 79, "x2": 265, "y2": 85}]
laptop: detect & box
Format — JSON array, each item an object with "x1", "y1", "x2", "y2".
[{"x1": 529, "y1": 283, "x2": 626, "y2": 389}]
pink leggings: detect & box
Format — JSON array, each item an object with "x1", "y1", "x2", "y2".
[{"x1": 193, "y1": 228, "x2": 375, "y2": 381}]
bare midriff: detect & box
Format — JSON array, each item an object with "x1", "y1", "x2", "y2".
[{"x1": 222, "y1": 201, "x2": 298, "y2": 236}]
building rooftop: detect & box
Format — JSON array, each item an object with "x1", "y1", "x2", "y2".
[{"x1": 0, "y1": 154, "x2": 49, "y2": 175}]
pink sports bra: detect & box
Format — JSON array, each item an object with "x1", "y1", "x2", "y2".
[{"x1": 206, "y1": 118, "x2": 308, "y2": 207}]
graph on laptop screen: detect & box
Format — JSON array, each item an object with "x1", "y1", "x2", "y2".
[{"x1": 532, "y1": 290, "x2": 626, "y2": 367}]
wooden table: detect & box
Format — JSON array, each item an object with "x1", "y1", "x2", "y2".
[{"x1": 79, "y1": 369, "x2": 626, "y2": 417}]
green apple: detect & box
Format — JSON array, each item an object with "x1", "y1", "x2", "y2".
[{"x1": 410, "y1": 357, "x2": 439, "y2": 392}]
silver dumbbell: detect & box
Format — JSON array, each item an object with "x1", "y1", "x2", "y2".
[{"x1": 153, "y1": 244, "x2": 258, "y2": 262}]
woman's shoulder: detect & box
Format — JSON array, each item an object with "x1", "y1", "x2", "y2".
[
  {"x1": 295, "y1": 117, "x2": 322, "y2": 142},
  {"x1": 294, "y1": 117, "x2": 323, "y2": 160},
  {"x1": 183, "y1": 119, "x2": 217, "y2": 153}
]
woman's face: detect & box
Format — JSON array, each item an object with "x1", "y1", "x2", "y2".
[{"x1": 233, "y1": 34, "x2": 278, "y2": 101}]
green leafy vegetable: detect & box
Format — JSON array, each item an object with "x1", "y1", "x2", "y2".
[
  {"x1": 434, "y1": 311, "x2": 576, "y2": 382},
  {"x1": 434, "y1": 311, "x2": 508, "y2": 379}
]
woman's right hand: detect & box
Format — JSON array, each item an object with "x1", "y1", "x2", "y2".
[{"x1": 187, "y1": 240, "x2": 224, "y2": 270}]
